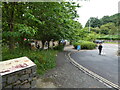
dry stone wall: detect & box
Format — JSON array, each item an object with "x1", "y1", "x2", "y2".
[{"x1": 0, "y1": 57, "x2": 37, "y2": 89}]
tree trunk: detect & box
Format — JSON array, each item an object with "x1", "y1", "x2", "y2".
[
  {"x1": 70, "y1": 41, "x2": 72, "y2": 45},
  {"x1": 8, "y1": 3, "x2": 16, "y2": 51},
  {"x1": 58, "y1": 40, "x2": 61, "y2": 45},
  {"x1": 8, "y1": 23, "x2": 15, "y2": 51},
  {"x1": 9, "y1": 37, "x2": 15, "y2": 50},
  {"x1": 47, "y1": 41, "x2": 50, "y2": 49},
  {"x1": 42, "y1": 41, "x2": 45, "y2": 49}
]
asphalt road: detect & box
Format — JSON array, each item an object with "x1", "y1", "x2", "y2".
[{"x1": 70, "y1": 43, "x2": 119, "y2": 85}]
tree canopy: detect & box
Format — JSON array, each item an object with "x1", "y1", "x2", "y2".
[
  {"x1": 2, "y1": 2, "x2": 82, "y2": 50},
  {"x1": 85, "y1": 13, "x2": 120, "y2": 28},
  {"x1": 85, "y1": 13, "x2": 119, "y2": 37},
  {"x1": 85, "y1": 17, "x2": 101, "y2": 28}
]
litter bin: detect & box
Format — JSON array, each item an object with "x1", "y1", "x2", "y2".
[{"x1": 77, "y1": 45, "x2": 81, "y2": 51}]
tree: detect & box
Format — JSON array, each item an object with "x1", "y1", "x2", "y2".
[
  {"x1": 2, "y1": 2, "x2": 81, "y2": 50},
  {"x1": 64, "y1": 20, "x2": 82, "y2": 42},
  {"x1": 77, "y1": 27, "x2": 89, "y2": 40},
  {"x1": 100, "y1": 16, "x2": 112, "y2": 25},
  {"x1": 85, "y1": 13, "x2": 120, "y2": 31},
  {"x1": 28, "y1": 2, "x2": 80, "y2": 49},
  {"x1": 2, "y1": 2, "x2": 40, "y2": 50},
  {"x1": 85, "y1": 17, "x2": 102, "y2": 28},
  {"x1": 109, "y1": 13, "x2": 120, "y2": 26},
  {"x1": 108, "y1": 23, "x2": 117, "y2": 35},
  {"x1": 85, "y1": 32, "x2": 99, "y2": 41},
  {"x1": 2, "y1": 2, "x2": 18, "y2": 50},
  {"x1": 90, "y1": 27, "x2": 100, "y2": 34},
  {"x1": 100, "y1": 23, "x2": 117, "y2": 35}
]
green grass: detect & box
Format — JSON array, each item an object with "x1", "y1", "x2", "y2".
[
  {"x1": 104, "y1": 42, "x2": 119, "y2": 44},
  {"x1": 98, "y1": 35, "x2": 119, "y2": 40},
  {"x1": 2, "y1": 46, "x2": 58, "y2": 75}
]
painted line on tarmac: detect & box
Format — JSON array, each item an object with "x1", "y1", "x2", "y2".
[{"x1": 67, "y1": 51, "x2": 120, "y2": 90}]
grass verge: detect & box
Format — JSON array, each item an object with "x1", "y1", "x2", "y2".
[
  {"x1": 2, "y1": 46, "x2": 58, "y2": 75},
  {"x1": 104, "y1": 42, "x2": 119, "y2": 44}
]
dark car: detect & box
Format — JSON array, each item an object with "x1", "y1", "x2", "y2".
[{"x1": 93, "y1": 40, "x2": 104, "y2": 44}]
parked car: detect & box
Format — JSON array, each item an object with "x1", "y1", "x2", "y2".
[{"x1": 93, "y1": 40, "x2": 104, "y2": 44}]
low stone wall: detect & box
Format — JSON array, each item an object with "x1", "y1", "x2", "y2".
[{"x1": 0, "y1": 57, "x2": 37, "y2": 89}]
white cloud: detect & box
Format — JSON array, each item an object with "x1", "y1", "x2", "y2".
[{"x1": 76, "y1": 0, "x2": 119, "y2": 27}]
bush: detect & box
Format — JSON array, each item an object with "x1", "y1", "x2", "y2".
[
  {"x1": 73, "y1": 40, "x2": 97, "y2": 50},
  {"x1": 53, "y1": 45, "x2": 64, "y2": 51},
  {"x1": 2, "y1": 47, "x2": 58, "y2": 75}
]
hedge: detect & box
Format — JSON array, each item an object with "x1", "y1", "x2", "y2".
[
  {"x1": 97, "y1": 35, "x2": 119, "y2": 40},
  {"x1": 53, "y1": 44, "x2": 64, "y2": 51},
  {"x1": 73, "y1": 40, "x2": 97, "y2": 50}
]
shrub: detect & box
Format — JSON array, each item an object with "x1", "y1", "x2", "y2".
[
  {"x1": 53, "y1": 44, "x2": 64, "y2": 51},
  {"x1": 73, "y1": 40, "x2": 97, "y2": 50}
]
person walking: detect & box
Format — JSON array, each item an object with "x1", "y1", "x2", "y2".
[{"x1": 98, "y1": 43, "x2": 103, "y2": 55}]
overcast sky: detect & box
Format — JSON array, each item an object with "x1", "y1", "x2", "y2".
[{"x1": 76, "y1": 0, "x2": 120, "y2": 27}]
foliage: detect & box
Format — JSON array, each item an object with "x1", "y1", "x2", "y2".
[
  {"x1": 2, "y1": 2, "x2": 81, "y2": 50},
  {"x1": 84, "y1": 32, "x2": 99, "y2": 41},
  {"x1": 2, "y1": 2, "x2": 41, "y2": 50},
  {"x1": 76, "y1": 27, "x2": 89, "y2": 40},
  {"x1": 100, "y1": 13, "x2": 120, "y2": 26},
  {"x1": 73, "y1": 40, "x2": 97, "y2": 50},
  {"x1": 53, "y1": 44, "x2": 64, "y2": 51},
  {"x1": 100, "y1": 23, "x2": 117, "y2": 35},
  {"x1": 2, "y1": 2, "x2": 83, "y2": 74},
  {"x1": 90, "y1": 27, "x2": 100, "y2": 34},
  {"x1": 85, "y1": 13, "x2": 119, "y2": 37},
  {"x1": 85, "y1": 17, "x2": 102, "y2": 28},
  {"x1": 97, "y1": 35, "x2": 119, "y2": 40},
  {"x1": 100, "y1": 16, "x2": 113, "y2": 25},
  {"x1": 85, "y1": 13, "x2": 120, "y2": 28},
  {"x1": 30, "y1": 2, "x2": 81, "y2": 48},
  {"x1": 105, "y1": 42, "x2": 118, "y2": 44},
  {"x1": 2, "y1": 45, "x2": 58, "y2": 75},
  {"x1": 86, "y1": 22, "x2": 117, "y2": 36},
  {"x1": 75, "y1": 27, "x2": 99, "y2": 41}
]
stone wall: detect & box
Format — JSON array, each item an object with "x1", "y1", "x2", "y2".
[{"x1": 0, "y1": 57, "x2": 37, "y2": 89}]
